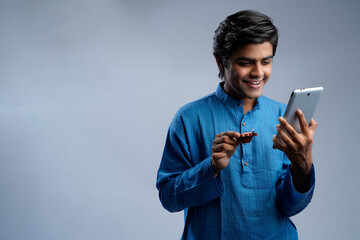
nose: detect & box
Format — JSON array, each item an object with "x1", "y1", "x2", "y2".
[{"x1": 249, "y1": 62, "x2": 264, "y2": 79}]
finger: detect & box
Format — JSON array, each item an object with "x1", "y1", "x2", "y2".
[
  {"x1": 215, "y1": 132, "x2": 235, "y2": 140},
  {"x1": 296, "y1": 109, "x2": 310, "y2": 136},
  {"x1": 218, "y1": 131, "x2": 241, "y2": 139},
  {"x1": 276, "y1": 125, "x2": 297, "y2": 149},
  {"x1": 279, "y1": 117, "x2": 299, "y2": 140},
  {"x1": 212, "y1": 152, "x2": 227, "y2": 160},
  {"x1": 244, "y1": 136, "x2": 253, "y2": 143},
  {"x1": 240, "y1": 132, "x2": 250, "y2": 138},
  {"x1": 212, "y1": 142, "x2": 236, "y2": 153},
  {"x1": 240, "y1": 135, "x2": 255, "y2": 144},
  {"x1": 222, "y1": 131, "x2": 240, "y2": 138},
  {"x1": 238, "y1": 137, "x2": 249, "y2": 144},
  {"x1": 308, "y1": 118, "x2": 318, "y2": 133},
  {"x1": 215, "y1": 135, "x2": 238, "y2": 145},
  {"x1": 238, "y1": 132, "x2": 252, "y2": 138},
  {"x1": 272, "y1": 135, "x2": 289, "y2": 152},
  {"x1": 237, "y1": 131, "x2": 257, "y2": 143}
]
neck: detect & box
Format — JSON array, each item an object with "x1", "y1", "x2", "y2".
[
  {"x1": 220, "y1": 82, "x2": 258, "y2": 114},
  {"x1": 242, "y1": 98, "x2": 257, "y2": 114}
]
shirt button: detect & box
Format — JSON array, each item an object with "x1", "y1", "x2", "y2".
[
  {"x1": 242, "y1": 123, "x2": 246, "y2": 126},
  {"x1": 244, "y1": 162, "x2": 247, "y2": 166}
]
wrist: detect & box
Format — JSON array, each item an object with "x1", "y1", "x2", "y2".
[
  {"x1": 290, "y1": 163, "x2": 311, "y2": 177},
  {"x1": 211, "y1": 158, "x2": 221, "y2": 176},
  {"x1": 290, "y1": 164, "x2": 312, "y2": 193}
]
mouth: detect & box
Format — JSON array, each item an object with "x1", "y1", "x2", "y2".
[{"x1": 243, "y1": 80, "x2": 263, "y2": 88}]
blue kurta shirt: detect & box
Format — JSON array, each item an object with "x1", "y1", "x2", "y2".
[{"x1": 156, "y1": 83, "x2": 315, "y2": 240}]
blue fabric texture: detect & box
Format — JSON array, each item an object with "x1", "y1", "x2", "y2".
[{"x1": 156, "y1": 83, "x2": 315, "y2": 240}]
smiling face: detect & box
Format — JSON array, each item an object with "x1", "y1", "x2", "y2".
[{"x1": 217, "y1": 42, "x2": 274, "y2": 105}]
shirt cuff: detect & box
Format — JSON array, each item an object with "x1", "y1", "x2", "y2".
[
  {"x1": 203, "y1": 157, "x2": 224, "y2": 196},
  {"x1": 282, "y1": 163, "x2": 315, "y2": 210},
  {"x1": 288, "y1": 164, "x2": 315, "y2": 195}
]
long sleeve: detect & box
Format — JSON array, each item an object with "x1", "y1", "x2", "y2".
[
  {"x1": 276, "y1": 156, "x2": 315, "y2": 217},
  {"x1": 156, "y1": 111, "x2": 224, "y2": 213}
]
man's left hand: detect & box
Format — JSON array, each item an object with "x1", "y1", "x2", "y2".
[{"x1": 273, "y1": 109, "x2": 318, "y2": 192}]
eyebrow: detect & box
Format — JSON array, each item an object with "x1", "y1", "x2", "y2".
[{"x1": 235, "y1": 56, "x2": 274, "y2": 62}]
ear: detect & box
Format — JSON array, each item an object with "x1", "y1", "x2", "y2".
[{"x1": 214, "y1": 54, "x2": 225, "y2": 72}]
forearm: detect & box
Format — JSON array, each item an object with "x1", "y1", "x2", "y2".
[
  {"x1": 276, "y1": 164, "x2": 315, "y2": 217},
  {"x1": 157, "y1": 157, "x2": 224, "y2": 212},
  {"x1": 290, "y1": 164, "x2": 311, "y2": 193}
]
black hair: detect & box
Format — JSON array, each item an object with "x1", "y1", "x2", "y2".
[{"x1": 213, "y1": 10, "x2": 279, "y2": 79}]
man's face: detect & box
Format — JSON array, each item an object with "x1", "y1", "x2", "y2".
[{"x1": 221, "y1": 42, "x2": 273, "y2": 101}]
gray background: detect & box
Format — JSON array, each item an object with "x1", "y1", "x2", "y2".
[{"x1": 1, "y1": 0, "x2": 359, "y2": 239}]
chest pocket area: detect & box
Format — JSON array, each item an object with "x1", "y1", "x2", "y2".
[{"x1": 239, "y1": 144, "x2": 284, "y2": 189}]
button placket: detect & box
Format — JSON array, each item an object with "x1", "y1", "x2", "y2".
[{"x1": 240, "y1": 115, "x2": 250, "y2": 172}]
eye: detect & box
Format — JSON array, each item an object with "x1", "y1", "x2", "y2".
[
  {"x1": 262, "y1": 59, "x2": 272, "y2": 65},
  {"x1": 237, "y1": 61, "x2": 251, "y2": 66}
]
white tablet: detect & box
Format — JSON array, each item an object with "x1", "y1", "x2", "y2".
[
  {"x1": 276, "y1": 87, "x2": 323, "y2": 145},
  {"x1": 283, "y1": 87, "x2": 323, "y2": 133}
]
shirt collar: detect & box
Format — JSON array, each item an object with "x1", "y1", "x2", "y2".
[{"x1": 215, "y1": 82, "x2": 262, "y2": 110}]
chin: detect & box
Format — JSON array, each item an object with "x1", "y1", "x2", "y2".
[
  {"x1": 247, "y1": 90, "x2": 263, "y2": 99},
  {"x1": 249, "y1": 95, "x2": 262, "y2": 99}
]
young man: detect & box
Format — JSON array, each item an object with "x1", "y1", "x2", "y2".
[{"x1": 156, "y1": 10, "x2": 317, "y2": 239}]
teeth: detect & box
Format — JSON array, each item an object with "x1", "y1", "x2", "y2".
[{"x1": 245, "y1": 81, "x2": 260, "y2": 85}]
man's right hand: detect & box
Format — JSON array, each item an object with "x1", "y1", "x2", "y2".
[{"x1": 211, "y1": 131, "x2": 257, "y2": 175}]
